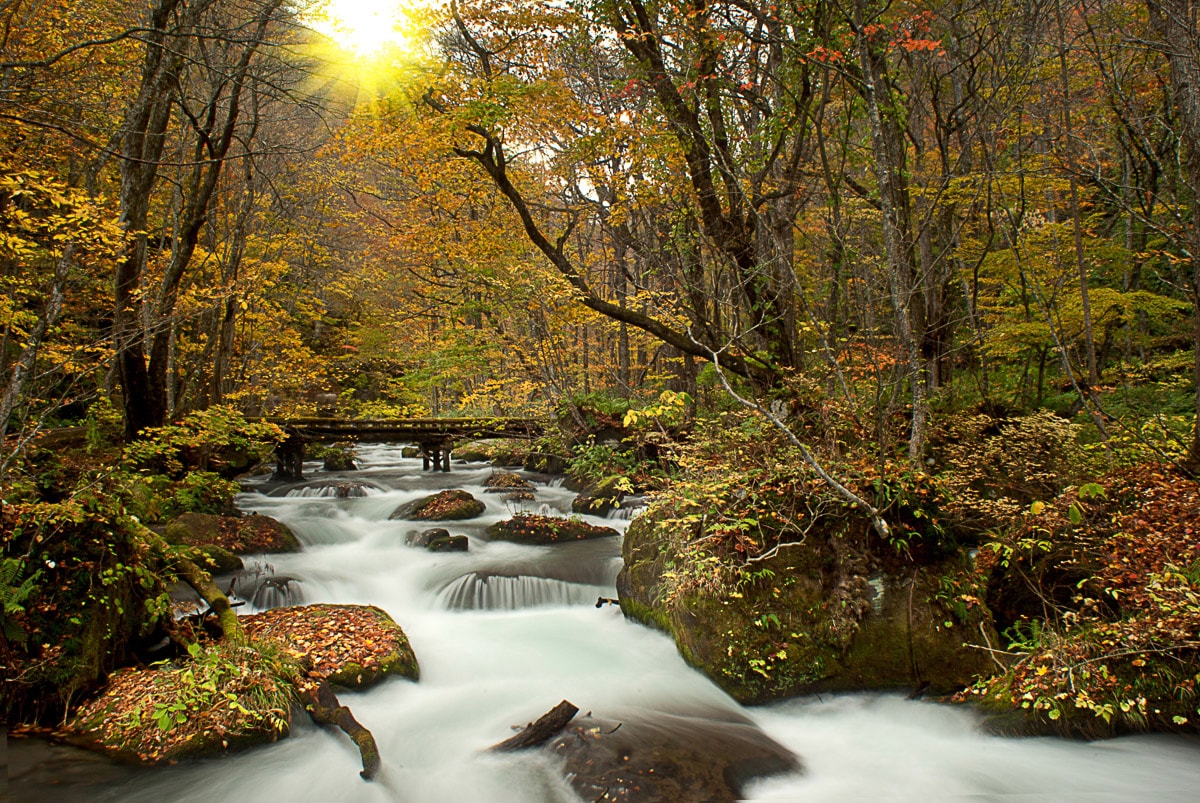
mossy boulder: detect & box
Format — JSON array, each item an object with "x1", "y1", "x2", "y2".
[
  {"x1": 320, "y1": 443, "x2": 357, "y2": 472},
  {"x1": 486, "y1": 513, "x2": 619, "y2": 545},
  {"x1": 163, "y1": 512, "x2": 301, "y2": 554},
  {"x1": 570, "y1": 475, "x2": 629, "y2": 516},
  {"x1": 242, "y1": 604, "x2": 419, "y2": 689},
  {"x1": 389, "y1": 490, "x2": 486, "y2": 521},
  {"x1": 67, "y1": 643, "x2": 293, "y2": 765},
  {"x1": 401, "y1": 446, "x2": 421, "y2": 458},
  {"x1": 618, "y1": 506, "x2": 996, "y2": 704},
  {"x1": 548, "y1": 710, "x2": 800, "y2": 803}
]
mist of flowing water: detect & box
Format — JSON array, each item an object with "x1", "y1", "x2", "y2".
[{"x1": 11, "y1": 444, "x2": 1200, "y2": 802}]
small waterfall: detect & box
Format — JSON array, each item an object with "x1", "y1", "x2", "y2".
[
  {"x1": 437, "y1": 572, "x2": 602, "y2": 610},
  {"x1": 606, "y1": 505, "x2": 645, "y2": 521},
  {"x1": 226, "y1": 569, "x2": 304, "y2": 612},
  {"x1": 249, "y1": 576, "x2": 303, "y2": 610},
  {"x1": 282, "y1": 482, "x2": 384, "y2": 498}
]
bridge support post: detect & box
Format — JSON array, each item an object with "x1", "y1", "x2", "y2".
[
  {"x1": 418, "y1": 440, "x2": 452, "y2": 472},
  {"x1": 274, "y1": 435, "x2": 305, "y2": 481}
]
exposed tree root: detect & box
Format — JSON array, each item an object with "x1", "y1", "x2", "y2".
[{"x1": 301, "y1": 681, "x2": 381, "y2": 780}]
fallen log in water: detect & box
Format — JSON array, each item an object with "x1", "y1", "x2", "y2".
[
  {"x1": 489, "y1": 700, "x2": 579, "y2": 752},
  {"x1": 301, "y1": 681, "x2": 381, "y2": 780}
]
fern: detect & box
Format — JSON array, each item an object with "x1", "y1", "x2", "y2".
[{"x1": 1, "y1": 557, "x2": 41, "y2": 645}]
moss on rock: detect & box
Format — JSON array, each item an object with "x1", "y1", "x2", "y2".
[
  {"x1": 487, "y1": 513, "x2": 619, "y2": 545},
  {"x1": 570, "y1": 475, "x2": 629, "y2": 516},
  {"x1": 389, "y1": 490, "x2": 485, "y2": 521},
  {"x1": 618, "y1": 503, "x2": 996, "y2": 704},
  {"x1": 66, "y1": 642, "x2": 294, "y2": 765},
  {"x1": 483, "y1": 471, "x2": 535, "y2": 493},
  {"x1": 241, "y1": 603, "x2": 419, "y2": 689},
  {"x1": 163, "y1": 512, "x2": 300, "y2": 554},
  {"x1": 320, "y1": 443, "x2": 357, "y2": 472}
]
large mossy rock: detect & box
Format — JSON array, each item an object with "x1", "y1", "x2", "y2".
[
  {"x1": 547, "y1": 710, "x2": 800, "y2": 803},
  {"x1": 67, "y1": 644, "x2": 293, "y2": 765},
  {"x1": 487, "y1": 513, "x2": 619, "y2": 545},
  {"x1": 389, "y1": 490, "x2": 485, "y2": 521},
  {"x1": 570, "y1": 475, "x2": 628, "y2": 516},
  {"x1": 618, "y1": 506, "x2": 997, "y2": 704},
  {"x1": 163, "y1": 512, "x2": 301, "y2": 554},
  {"x1": 242, "y1": 604, "x2": 419, "y2": 688}
]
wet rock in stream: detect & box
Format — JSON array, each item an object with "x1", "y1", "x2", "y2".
[
  {"x1": 408, "y1": 527, "x2": 469, "y2": 552},
  {"x1": 546, "y1": 709, "x2": 800, "y2": 802},
  {"x1": 486, "y1": 513, "x2": 618, "y2": 544},
  {"x1": 389, "y1": 489, "x2": 486, "y2": 521}
]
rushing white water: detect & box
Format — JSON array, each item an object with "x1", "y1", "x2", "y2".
[{"x1": 12, "y1": 444, "x2": 1200, "y2": 802}]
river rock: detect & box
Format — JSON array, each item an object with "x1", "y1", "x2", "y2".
[
  {"x1": 547, "y1": 710, "x2": 800, "y2": 802},
  {"x1": 570, "y1": 475, "x2": 629, "y2": 516},
  {"x1": 163, "y1": 512, "x2": 301, "y2": 554},
  {"x1": 618, "y1": 505, "x2": 998, "y2": 704},
  {"x1": 483, "y1": 471, "x2": 535, "y2": 493},
  {"x1": 320, "y1": 443, "x2": 357, "y2": 472},
  {"x1": 407, "y1": 528, "x2": 469, "y2": 552},
  {"x1": 486, "y1": 513, "x2": 619, "y2": 544},
  {"x1": 241, "y1": 603, "x2": 419, "y2": 688},
  {"x1": 389, "y1": 490, "x2": 486, "y2": 521},
  {"x1": 409, "y1": 527, "x2": 451, "y2": 547},
  {"x1": 429, "y1": 534, "x2": 469, "y2": 552},
  {"x1": 66, "y1": 646, "x2": 293, "y2": 765}
]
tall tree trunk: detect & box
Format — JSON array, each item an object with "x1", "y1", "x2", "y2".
[
  {"x1": 854, "y1": 1, "x2": 927, "y2": 463},
  {"x1": 114, "y1": 0, "x2": 210, "y2": 439}
]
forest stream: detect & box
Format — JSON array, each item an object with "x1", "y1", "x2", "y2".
[{"x1": 10, "y1": 443, "x2": 1200, "y2": 802}]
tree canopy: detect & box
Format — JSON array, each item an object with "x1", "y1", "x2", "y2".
[{"x1": 0, "y1": 0, "x2": 1197, "y2": 468}]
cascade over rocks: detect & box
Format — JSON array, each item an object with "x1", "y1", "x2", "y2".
[
  {"x1": 389, "y1": 489, "x2": 485, "y2": 521},
  {"x1": 618, "y1": 504, "x2": 997, "y2": 704}
]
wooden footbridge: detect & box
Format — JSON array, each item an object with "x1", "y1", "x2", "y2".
[{"x1": 266, "y1": 417, "x2": 544, "y2": 479}]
